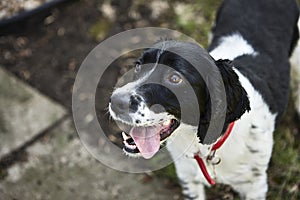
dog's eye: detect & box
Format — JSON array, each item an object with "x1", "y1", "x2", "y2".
[
  {"x1": 168, "y1": 73, "x2": 182, "y2": 84},
  {"x1": 134, "y1": 63, "x2": 141, "y2": 73}
]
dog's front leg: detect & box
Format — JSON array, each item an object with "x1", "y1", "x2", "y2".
[{"x1": 173, "y1": 157, "x2": 206, "y2": 200}]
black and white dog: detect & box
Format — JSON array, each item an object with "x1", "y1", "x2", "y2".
[{"x1": 109, "y1": 0, "x2": 300, "y2": 199}]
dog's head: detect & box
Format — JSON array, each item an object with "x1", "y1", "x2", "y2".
[{"x1": 109, "y1": 40, "x2": 250, "y2": 159}]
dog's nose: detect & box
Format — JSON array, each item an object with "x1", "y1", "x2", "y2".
[
  {"x1": 110, "y1": 93, "x2": 130, "y2": 114},
  {"x1": 129, "y1": 95, "x2": 142, "y2": 112},
  {"x1": 110, "y1": 93, "x2": 142, "y2": 114}
]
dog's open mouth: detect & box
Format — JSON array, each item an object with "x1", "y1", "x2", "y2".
[{"x1": 121, "y1": 119, "x2": 180, "y2": 159}]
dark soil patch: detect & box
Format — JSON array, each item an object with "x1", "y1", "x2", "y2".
[{"x1": 0, "y1": 0, "x2": 103, "y2": 108}]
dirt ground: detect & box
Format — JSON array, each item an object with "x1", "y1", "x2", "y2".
[{"x1": 0, "y1": 0, "x2": 101, "y2": 108}]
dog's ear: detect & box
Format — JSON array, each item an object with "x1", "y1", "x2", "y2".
[{"x1": 215, "y1": 59, "x2": 250, "y2": 123}]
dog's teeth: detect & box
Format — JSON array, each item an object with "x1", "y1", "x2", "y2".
[
  {"x1": 163, "y1": 120, "x2": 171, "y2": 126},
  {"x1": 123, "y1": 140, "x2": 137, "y2": 150},
  {"x1": 122, "y1": 132, "x2": 130, "y2": 140},
  {"x1": 128, "y1": 145, "x2": 137, "y2": 150}
]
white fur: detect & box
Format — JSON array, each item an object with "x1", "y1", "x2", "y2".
[
  {"x1": 290, "y1": 16, "x2": 300, "y2": 115},
  {"x1": 109, "y1": 100, "x2": 174, "y2": 127},
  {"x1": 166, "y1": 123, "x2": 207, "y2": 200},
  {"x1": 129, "y1": 103, "x2": 173, "y2": 126},
  {"x1": 210, "y1": 33, "x2": 258, "y2": 60}
]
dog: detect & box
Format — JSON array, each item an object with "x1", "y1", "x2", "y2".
[{"x1": 109, "y1": 0, "x2": 299, "y2": 199}]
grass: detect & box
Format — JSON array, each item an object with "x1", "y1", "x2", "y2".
[
  {"x1": 268, "y1": 96, "x2": 300, "y2": 200},
  {"x1": 171, "y1": 0, "x2": 222, "y2": 47}
]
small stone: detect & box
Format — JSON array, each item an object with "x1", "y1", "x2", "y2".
[{"x1": 57, "y1": 27, "x2": 66, "y2": 36}]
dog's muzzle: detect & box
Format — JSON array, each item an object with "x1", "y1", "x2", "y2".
[{"x1": 109, "y1": 92, "x2": 180, "y2": 159}]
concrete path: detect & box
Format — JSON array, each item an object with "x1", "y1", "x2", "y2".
[{"x1": 0, "y1": 67, "x2": 66, "y2": 158}]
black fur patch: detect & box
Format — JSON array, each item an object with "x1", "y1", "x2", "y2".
[
  {"x1": 209, "y1": 0, "x2": 299, "y2": 123},
  {"x1": 134, "y1": 41, "x2": 250, "y2": 143}
]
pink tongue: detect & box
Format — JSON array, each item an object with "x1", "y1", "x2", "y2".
[{"x1": 129, "y1": 126, "x2": 161, "y2": 159}]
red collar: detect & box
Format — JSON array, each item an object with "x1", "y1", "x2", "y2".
[{"x1": 194, "y1": 122, "x2": 235, "y2": 185}]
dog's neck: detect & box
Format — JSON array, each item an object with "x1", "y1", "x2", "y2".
[{"x1": 197, "y1": 121, "x2": 231, "y2": 144}]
